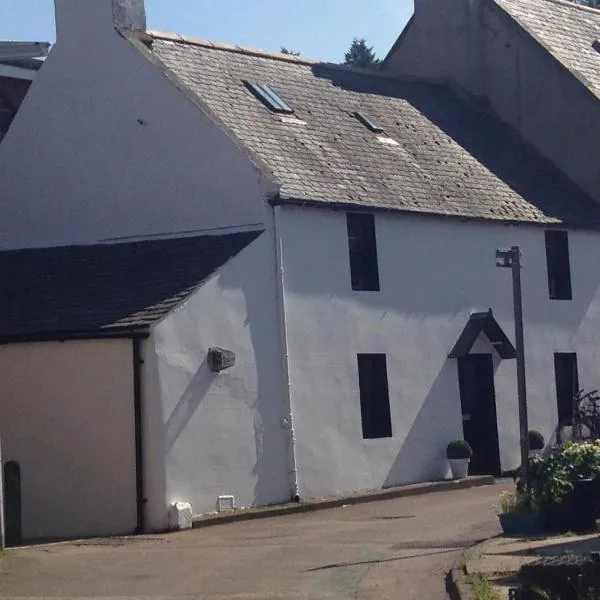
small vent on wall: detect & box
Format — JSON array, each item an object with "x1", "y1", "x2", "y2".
[{"x1": 217, "y1": 495, "x2": 235, "y2": 512}]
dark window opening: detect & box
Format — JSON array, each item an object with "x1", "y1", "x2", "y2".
[
  {"x1": 545, "y1": 230, "x2": 572, "y2": 300},
  {"x1": 355, "y1": 111, "x2": 384, "y2": 133},
  {"x1": 243, "y1": 81, "x2": 294, "y2": 114},
  {"x1": 357, "y1": 354, "x2": 392, "y2": 439},
  {"x1": 554, "y1": 352, "x2": 579, "y2": 426},
  {"x1": 347, "y1": 213, "x2": 380, "y2": 291}
]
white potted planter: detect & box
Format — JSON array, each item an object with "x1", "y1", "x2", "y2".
[
  {"x1": 448, "y1": 458, "x2": 470, "y2": 479},
  {"x1": 447, "y1": 440, "x2": 473, "y2": 480}
]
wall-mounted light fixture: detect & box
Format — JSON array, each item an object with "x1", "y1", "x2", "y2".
[{"x1": 207, "y1": 347, "x2": 236, "y2": 372}]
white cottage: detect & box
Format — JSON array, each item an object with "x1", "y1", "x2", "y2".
[{"x1": 1, "y1": 0, "x2": 600, "y2": 541}]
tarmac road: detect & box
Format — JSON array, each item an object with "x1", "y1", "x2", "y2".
[{"x1": 0, "y1": 481, "x2": 506, "y2": 600}]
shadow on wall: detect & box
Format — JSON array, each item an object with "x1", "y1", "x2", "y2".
[
  {"x1": 164, "y1": 362, "x2": 214, "y2": 453},
  {"x1": 152, "y1": 235, "x2": 290, "y2": 517},
  {"x1": 384, "y1": 360, "x2": 461, "y2": 487},
  {"x1": 141, "y1": 340, "x2": 169, "y2": 531},
  {"x1": 218, "y1": 240, "x2": 291, "y2": 507}
]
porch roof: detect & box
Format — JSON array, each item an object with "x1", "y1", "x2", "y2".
[{"x1": 449, "y1": 310, "x2": 516, "y2": 360}]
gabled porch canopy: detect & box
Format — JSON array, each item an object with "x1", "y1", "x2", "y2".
[{"x1": 448, "y1": 309, "x2": 516, "y2": 360}]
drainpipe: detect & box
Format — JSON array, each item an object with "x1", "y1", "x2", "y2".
[
  {"x1": 132, "y1": 336, "x2": 146, "y2": 532},
  {"x1": 0, "y1": 434, "x2": 4, "y2": 550},
  {"x1": 272, "y1": 205, "x2": 300, "y2": 501}
]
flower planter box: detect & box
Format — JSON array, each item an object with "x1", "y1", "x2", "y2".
[
  {"x1": 543, "y1": 479, "x2": 597, "y2": 533},
  {"x1": 499, "y1": 513, "x2": 543, "y2": 536},
  {"x1": 593, "y1": 476, "x2": 600, "y2": 518}
]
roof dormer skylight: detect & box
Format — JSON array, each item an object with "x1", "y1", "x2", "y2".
[
  {"x1": 355, "y1": 111, "x2": 384, "y2": 133},
  {"x1": 244, "y1": 81, "x2": 294, "y2": 114}
]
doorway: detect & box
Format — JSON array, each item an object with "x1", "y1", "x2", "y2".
[
  {"x1": 4, "y1": 461, "x2": 22, "y2": 546},
  {"x1": 457, "y1": 354, "x2": 501, "y2": 476}
]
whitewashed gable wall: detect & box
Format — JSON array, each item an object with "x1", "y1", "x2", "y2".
[
  {"x1": 0, "y1": 8, "x2": 275, "y2": 249},
  {"x1": 143, "y1": 229, "x2": 289, "y2": 528}
]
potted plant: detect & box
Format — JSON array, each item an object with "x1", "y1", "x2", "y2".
[
  {"x1": 526, "y1": 450, "x2": 573, "y2": 533},
  {"x1": 497, "y1": 489, "x2": 542, "y2": 535},
  {"x1": 561, "y1": 441, "x2": 600, "y2": 530},
  {"x1": 446, "y1": 440, "x2": 472, "y2": 479},
  {"x1": 528, "y1": 430, "x2": 545, "y2": 457}
]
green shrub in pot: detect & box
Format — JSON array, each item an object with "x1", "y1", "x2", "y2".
[
  {"x1": 528, "y1": 430, "x2": 545, "y2": 451},
  {"x1": 446, "y1": 440, "x2": 473, "y2": 459}
]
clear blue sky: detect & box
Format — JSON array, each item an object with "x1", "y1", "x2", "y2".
[{"x1": 0, "y1": 0, "x2": 413, "y2": 63}]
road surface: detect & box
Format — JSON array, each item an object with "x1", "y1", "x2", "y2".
[{"x1": 0, "y1": 481, "x2": 506, "y2": 600}]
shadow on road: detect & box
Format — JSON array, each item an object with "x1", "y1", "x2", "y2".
[{"x1": 305, "y1": 547, "x2": 464, "y2": 572}]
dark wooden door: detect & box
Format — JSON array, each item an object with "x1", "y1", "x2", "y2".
[
  {"x1": 458, "y1": 354, "x2": 501, "y2": 476},
  {"x1": 4, "y1": 461, "x2": 22, "y2": 546}
]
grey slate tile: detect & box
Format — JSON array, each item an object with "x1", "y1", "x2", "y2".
[
  {"x1": 148, "y1": 35, "x2": 600, "y2": 227},
  {"x1": 0, "y1": 231, "x2": 261, "y2": 337}
]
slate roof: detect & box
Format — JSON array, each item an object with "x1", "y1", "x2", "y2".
[
  {"x1": 0, "y1": 231, "x2": 260, "y2": 338},
  {"x1": 0, "y1": 58, "x2": 43, "y2": 71},
  {"x1": 497, "y1": 0, "x2": 600, "y2": 98},
  {"x1": 142, "y1": 32, "x2": 600, "y2": 228}
]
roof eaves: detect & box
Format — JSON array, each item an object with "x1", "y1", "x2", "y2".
[
  {"x1": 273, "y1": 195, "x2": 600, "y2": 231},
  {"x1": 492, "y1": 0, "x2": 600, "y2": 100},
  {"x1": 0, "y1": 326, "x2": 151, "y2": 346},
  {"x1": 120, "y1": 30, "x2": 281, "y2": 192}
]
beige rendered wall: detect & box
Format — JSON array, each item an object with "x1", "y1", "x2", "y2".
[{"x1": 0, "y1": 339, "x2": 137, "y2": 541}]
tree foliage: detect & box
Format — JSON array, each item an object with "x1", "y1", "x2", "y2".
[
  {"x1": 281, "y1": 47, "x2": 300, "y2": 56},
  {"x1": 343, "y1": 38, "x2": 381, "y2": 69}
]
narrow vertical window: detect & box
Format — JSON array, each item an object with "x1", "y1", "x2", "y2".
[
  {"x1": 347, "y1": 213, "x2": 380, "y2": 291},
  {"x1": 357, "y1": 354, "x2": 392, "y2": 439},
  {"x1": 545, "y1": 231, "x2": 572, "y2": 300},
  {"x1": 554, "y1": 352, "x2": 579, "y2": 426}
]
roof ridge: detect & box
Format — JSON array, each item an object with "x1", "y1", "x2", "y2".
[
  {"x1": 145, "y1": 29, "x2": 439, "y2": 84},
  {"x1": 147, "y1": 30, "x2": 321, "y2": 66}
]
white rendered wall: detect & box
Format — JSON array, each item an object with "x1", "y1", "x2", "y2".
[
  {"x1": 144, "y1": 230, "x2": 289, "y2": 529},
  {"x1": 278, "y1": 206, "x2": 600, "y2": 499},
  {"x1": 0, "y1": 11, "x2": 275, "y2": 249},
  {"x1": 0, "y1": 339, "x2": 137, "y2": 540}
]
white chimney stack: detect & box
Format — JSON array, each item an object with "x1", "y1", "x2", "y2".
[{"x1": 54, "y1": 0, "x2": 146, "y2": 42}]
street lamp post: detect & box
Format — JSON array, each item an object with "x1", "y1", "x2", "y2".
[
  {"x1": 496, "y1": 246, "x2": 529, "y2": 492},
  {"x1": 0, "y1": 437, "x2": 4, "y2": 551}
]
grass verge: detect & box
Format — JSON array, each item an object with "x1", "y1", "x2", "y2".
[{"x1": 466, "y1": 573, "x2": 500, "y2": 600}]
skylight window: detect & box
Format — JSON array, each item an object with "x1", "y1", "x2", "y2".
[
  {"x1": 355, "y1": 111, "x2": 384, "y2": 133},
  {"x1": 244, "y1": 81, "x2": 294, "y2": 114}
]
